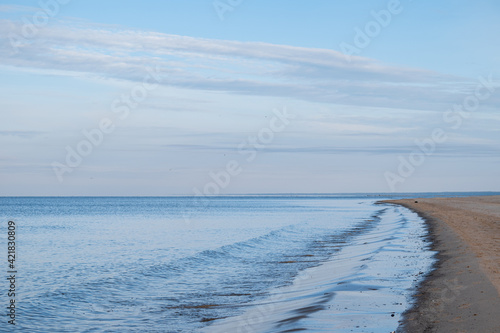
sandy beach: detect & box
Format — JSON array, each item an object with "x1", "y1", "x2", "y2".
[{"x1": 383, "y1": 196, "x2": 500, "y2": 332}]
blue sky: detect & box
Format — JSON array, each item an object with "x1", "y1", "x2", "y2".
[{"x1": 0, "y1": 0, "x2": 499, "y2": 195}]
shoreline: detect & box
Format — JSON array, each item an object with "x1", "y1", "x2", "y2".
[
  {"x1": 382, "y1": 196, "x2": 500, "y2": 332},
  {"x1": 204, "y1": 204, "x2": 434, "y2": 332}
]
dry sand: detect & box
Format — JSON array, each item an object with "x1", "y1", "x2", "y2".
[{"x1": 383, "y1": 196, "x2": 500, "y2": 332}]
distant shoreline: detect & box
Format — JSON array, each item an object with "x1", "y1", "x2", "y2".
[{"x1": 381, "y1": 196, "x2": 500, "y2": 332}]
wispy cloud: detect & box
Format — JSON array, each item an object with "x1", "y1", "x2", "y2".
[
  {"x1": 1, "y1": 18, "x2": 497, "y2": 112},
  {"x1": 140, "y1": 142, "x2": 500, "y2": 158},
  {"x1": 0, "y1": 130, "x2": 45, "y2": 139}
]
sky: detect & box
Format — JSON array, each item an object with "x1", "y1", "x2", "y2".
[{"x1": 0, "y1": 0, "x2": 499, "y2": 195}]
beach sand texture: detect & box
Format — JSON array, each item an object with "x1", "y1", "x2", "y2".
[{"x1": 384, "y1": 196, "x2": 500, "y2": 332}]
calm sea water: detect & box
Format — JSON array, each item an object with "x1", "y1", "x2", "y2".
[{"x1": 0, "y1": 193, "x2": 495, "y2": 332}]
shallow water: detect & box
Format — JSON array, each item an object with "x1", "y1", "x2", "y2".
[
  {"x1": 205, "y1": 204, "x2": 434, "y2": 332},
  {"x1": 0, "y1": 195, "x2": 448, "y2": 332}
]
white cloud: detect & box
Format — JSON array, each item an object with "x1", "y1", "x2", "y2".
[{"x1": 1, "y1": 18, "x2": 497, "y2": 112}]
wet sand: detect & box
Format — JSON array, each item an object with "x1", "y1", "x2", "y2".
[{"x1": 383, "y1": 196, "x2": 500, "y2": 332}]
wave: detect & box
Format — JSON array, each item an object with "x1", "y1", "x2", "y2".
[{"x1": 205, "y1": 205, "x2": 435, "y2": 333}]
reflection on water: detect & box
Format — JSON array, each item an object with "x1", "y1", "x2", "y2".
[{"x1": 0, "y1": 196, "x2": 435, "y2": 332}]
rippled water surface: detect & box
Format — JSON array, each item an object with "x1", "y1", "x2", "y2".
[{"x1": 0, "y1": 195, "x2": 449, "y2": 332}]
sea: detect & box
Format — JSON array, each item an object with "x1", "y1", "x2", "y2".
[{"x1": 0, "y1": 193, "x2": 496, "y2": 332}]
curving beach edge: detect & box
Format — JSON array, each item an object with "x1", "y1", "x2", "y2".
[{"x1": 380, "y1": 196, "x2": 500, "y2": 333}]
